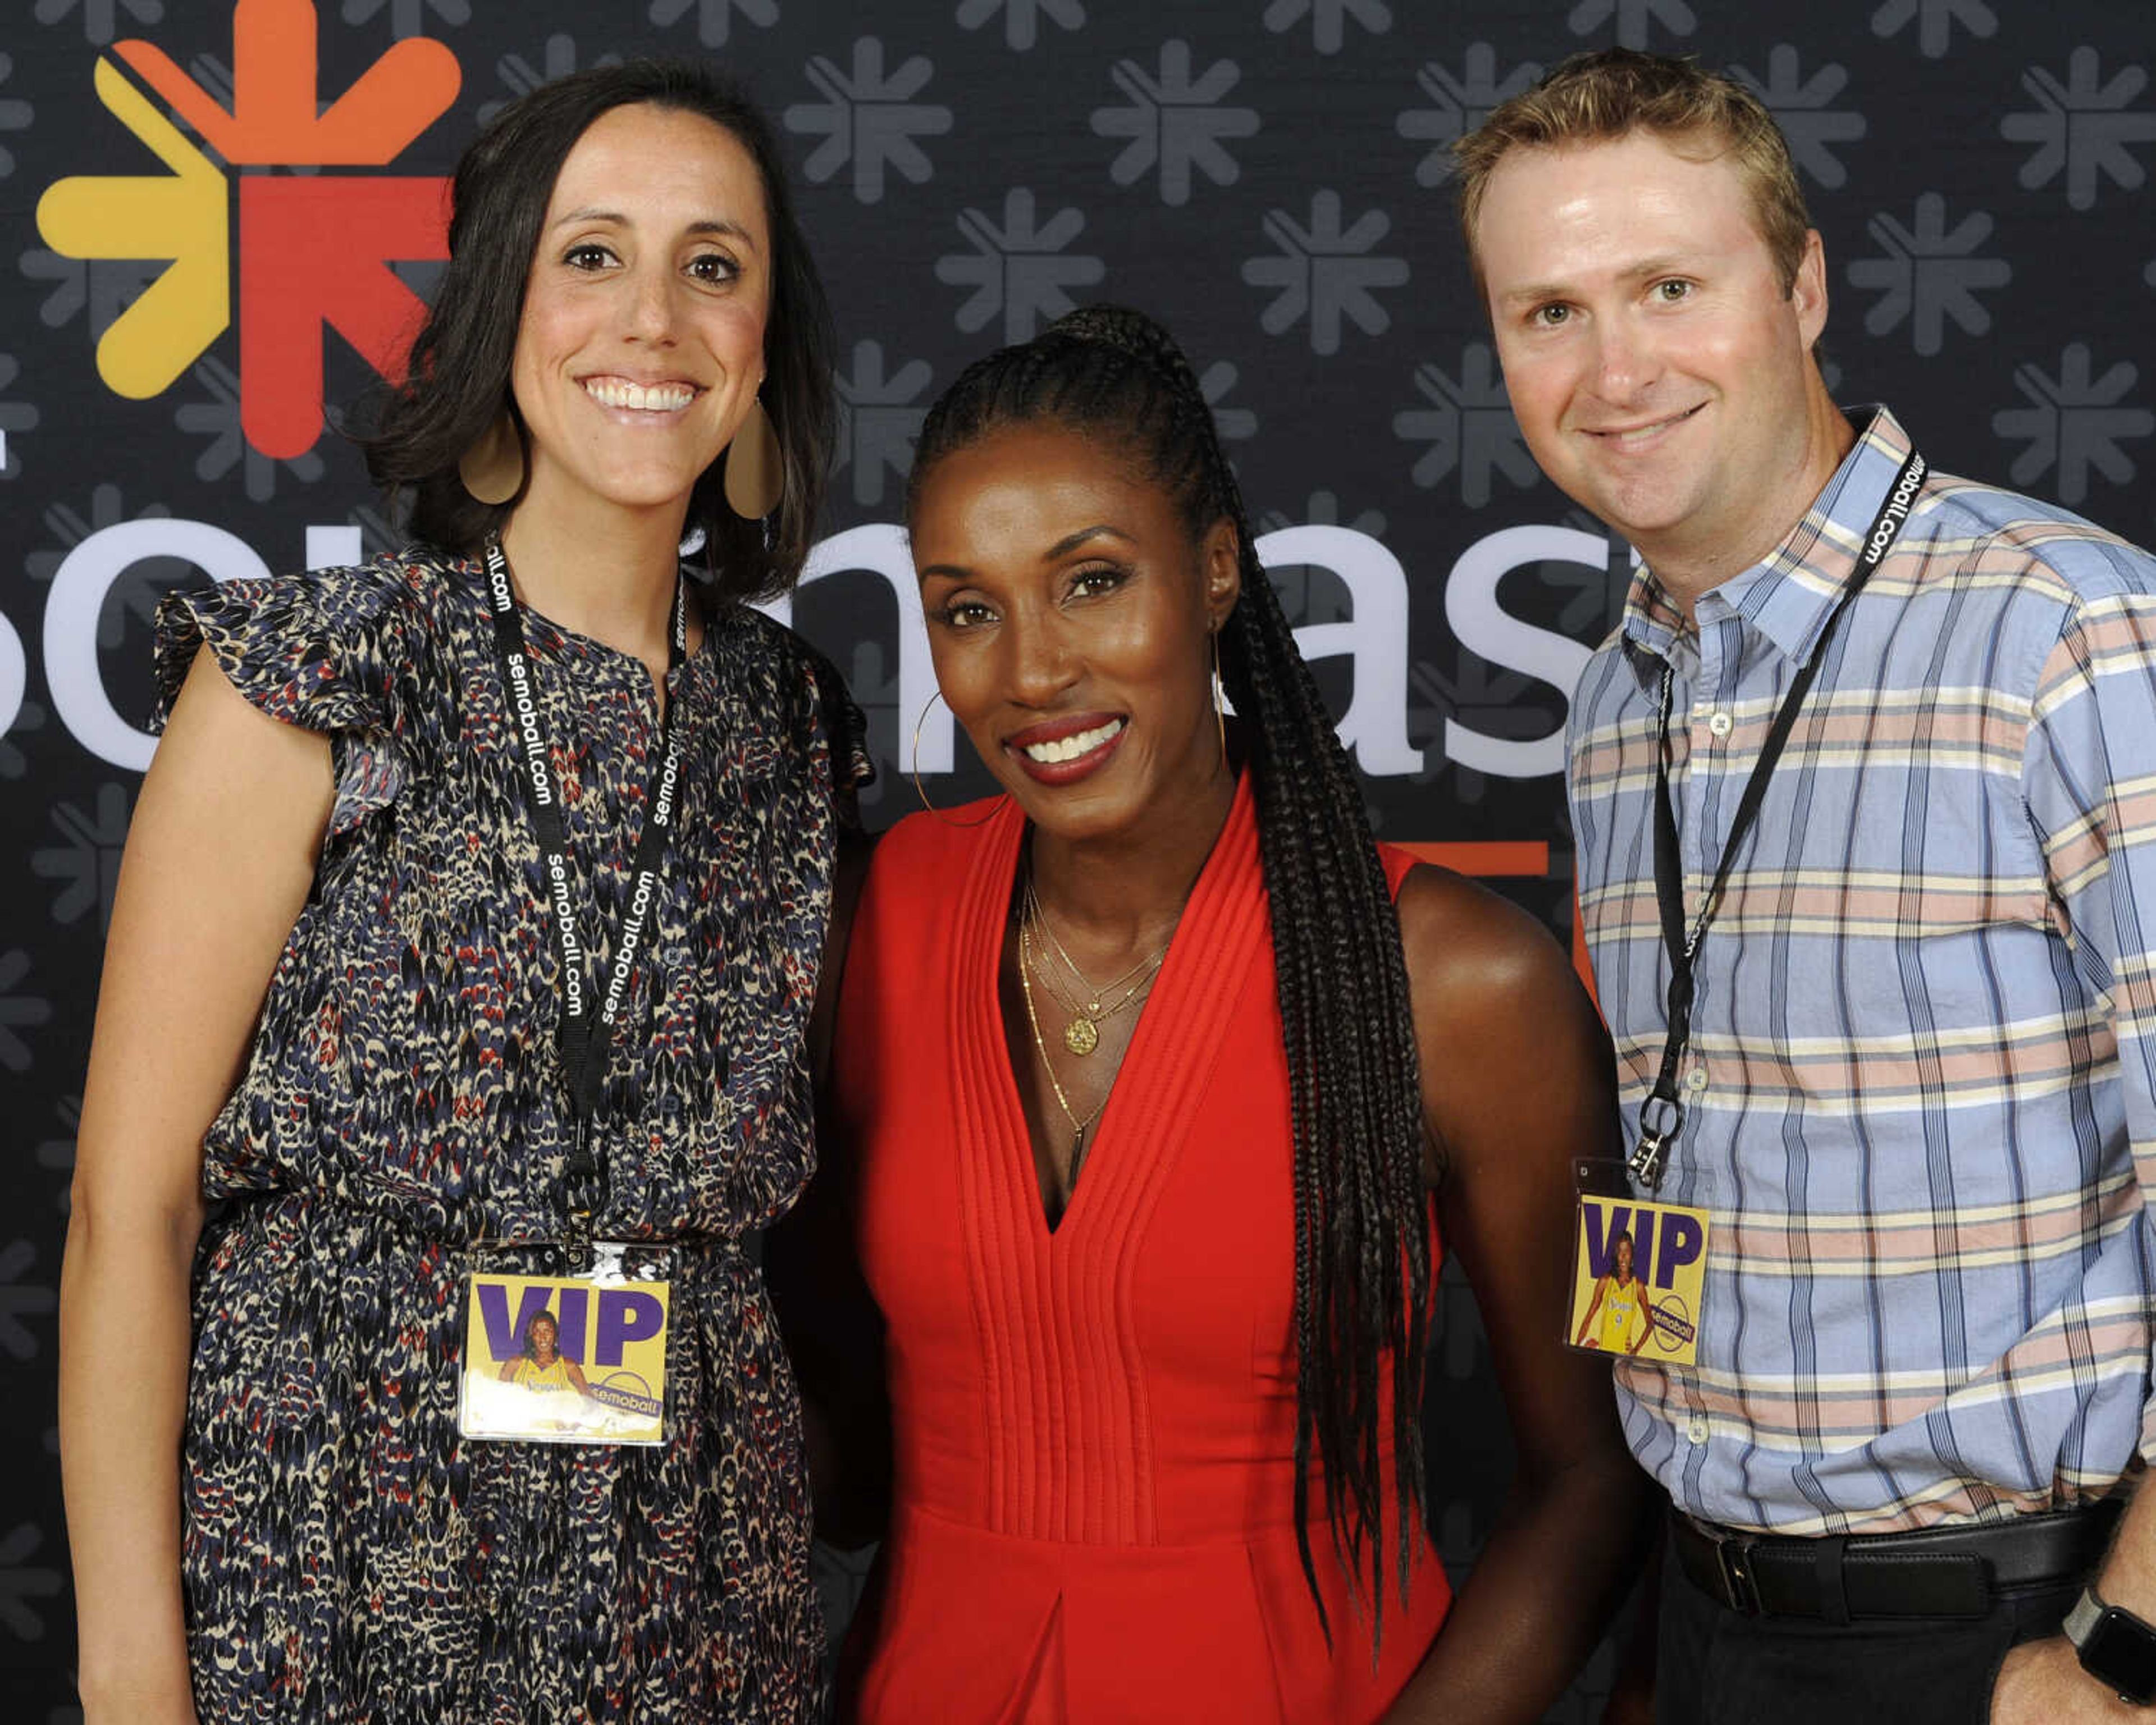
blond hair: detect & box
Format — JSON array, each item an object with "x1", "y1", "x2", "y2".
[{"x1": 1454, "y1": 49, "x2": 1812, "y2": 295}]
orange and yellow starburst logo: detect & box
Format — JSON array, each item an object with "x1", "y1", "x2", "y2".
[{"x1": 36, "y1": 0, "x2": 460, "y2": 459}]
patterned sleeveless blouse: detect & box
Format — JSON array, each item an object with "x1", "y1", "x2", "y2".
[{"x1": 152, "y1": 549, "x2": 868, "y2": 1724}]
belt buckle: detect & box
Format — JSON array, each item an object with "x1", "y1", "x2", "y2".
[{"x1": 1716, "y1": 1533, "x2": 1762, "y2": 1615}]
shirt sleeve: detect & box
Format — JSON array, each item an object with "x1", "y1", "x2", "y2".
[
  {"x1": 153, "y1": 558, "x2": 427, "y2": 838},
  {"x1": 2021, "y1": 584, "x2": 2156, "y2": 1463}
]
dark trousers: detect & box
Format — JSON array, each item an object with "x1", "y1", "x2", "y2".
[{"x1": 1655, "y1": 1523, "x2": 2081, "y2": 1725}]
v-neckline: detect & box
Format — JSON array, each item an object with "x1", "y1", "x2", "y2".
[
  {"x1": 1000, "y1": 912, "x2": 1129, "y2": 1237},
  {"x1": 963, "y1": 774, "x2": 1261, "y2": 1245}
]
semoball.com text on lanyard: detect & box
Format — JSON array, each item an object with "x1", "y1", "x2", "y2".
[
  {"x1": 460, "y1": 537, "x2": 688, "y2": 1446},
  {"x1": 1628, "y1": 446, "x2": 1927, "y2": 1192}
]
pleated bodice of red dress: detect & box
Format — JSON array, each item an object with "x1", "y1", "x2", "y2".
[{"x1": 828, "y1": 773, "x2": 1451, "y2": 1723}]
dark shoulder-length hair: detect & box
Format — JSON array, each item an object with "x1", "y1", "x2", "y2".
[
  {"x1": 360, "y1": 58, "x2": 835, "y2": 606},
  {"x1": 904, "y1": 307, "x2": 1432, "y2": 1649}
]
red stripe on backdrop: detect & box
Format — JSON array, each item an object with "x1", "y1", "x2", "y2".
[{"x1": 1393, "y1": 842, "x2": 1546, "y2": 876}]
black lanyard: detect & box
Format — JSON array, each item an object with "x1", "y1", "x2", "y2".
[
  {"x1": 1628, "y1": 447, "x2": 1927, "y2": 1190},
  {"x1": 483, "y1": 539, "x2": 687, "y2": 1242}
]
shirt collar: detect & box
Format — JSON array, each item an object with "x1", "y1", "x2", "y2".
[{"x1": 1618, "y1": 406, "x2": 1915, "y2": 681}]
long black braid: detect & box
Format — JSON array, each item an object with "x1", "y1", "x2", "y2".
[{"x1": 906, "y1": 305, "x2": 1432, "y2": 1644}]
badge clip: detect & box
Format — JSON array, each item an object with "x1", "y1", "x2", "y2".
[
  {"x1": 1628, "y1": 1093, "x2": 1684, "y2": 1190},
  {"x1": 1628, "y1": 1130, "x2": 1669, "y2": 1190},
  {"x1": 561, "y1": 1119, "x2": 602, "y2": 1273}
]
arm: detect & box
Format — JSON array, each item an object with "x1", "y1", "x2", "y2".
[
  {"x1": 565, "y1": 1360, "x2": 592, "y2": 1397},
  {"x1": 1383, "y1": 866, "x2": 1656, "y2": 1725},
  {"x1": 1991, "y1": 592, "x2": 2156, "y2": 1723},
  {"x1": 60, "y1": 647, "x2": 331, "y2": 1724},
  {"x1": 1994, "y1": 1489, "x2": 2156, "y2": 1723},
  {"x1": 1575, "y1": 1274, "x2": 1611, "y2": 1345}
]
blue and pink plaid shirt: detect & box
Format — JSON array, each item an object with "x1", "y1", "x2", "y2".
[{"x1": 1570, "y1": 407, "x2": 2156, "y2": 1534}]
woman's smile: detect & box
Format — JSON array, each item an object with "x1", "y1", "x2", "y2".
[
  {"x1": 578, "y1": 373, "x2": 704, "y2": 416},
  {"x1": 911, "y1": 423, "x2": 1236, "y2": 843},
  {"x1": 1006, "y1": 713, "x2": 1127, "y2": 782}
]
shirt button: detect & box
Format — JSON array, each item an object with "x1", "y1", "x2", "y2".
[
  {"x1": 1688, "y1": 1414, "x2": 1711, "y2": 1445},
  {"x1": 1686, "y1": 1068, "x2": 1709, "y2": 1093},
  {"x1": 1707, "y1": 711, "x2": 1734, "y2": 738}
]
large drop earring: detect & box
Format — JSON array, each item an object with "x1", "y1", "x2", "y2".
[
  {"x1": 458, "y1": 409, "x2": 524, "y2": 506},
  {"x1": 723, "y1": 396, "x2": 783, "y2": 519},
  {"x1": 910, "y1": 688, "x2": 1004, "y2": 829}
]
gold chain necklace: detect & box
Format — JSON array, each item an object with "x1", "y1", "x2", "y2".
[
  {"x1": 1018, "y1": 921, "x2": 1111, "y2": 1172},
  {"x1": 1025, "y1": 946, "x2": 1160, "y2": 1056},
  {"x1": 1021, "y1": 878, "x2": 1170, "y2": 1056},
  {"x1": 1028, "y1": 880, "x2": 1167, "y2": 1000}
]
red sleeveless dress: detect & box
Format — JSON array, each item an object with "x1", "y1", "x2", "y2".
[{"x1": 829, "y1": 774, "x2": 1450, "y2": 1723}]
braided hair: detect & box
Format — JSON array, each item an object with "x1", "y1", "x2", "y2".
[{"x1": 906, "y1": 306, "x2": 1432, "y2": 1643}]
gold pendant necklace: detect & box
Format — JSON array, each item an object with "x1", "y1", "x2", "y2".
[
  {"x1": 1018, "y1": 923, "x2": 1108, "y2": 1179},
  {"x1": 1022, "y1": 878, "x2": 1167, "y2": 1058}
]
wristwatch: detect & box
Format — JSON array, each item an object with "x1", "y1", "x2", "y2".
[{"x1": 2064, "y1": 1583, "x2": 2156, "y2": 1706}]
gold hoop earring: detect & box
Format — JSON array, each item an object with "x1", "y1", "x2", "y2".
[
  {"x1": 458, "y1": 409, "x2": 524, "y2": 505},
  {"x1": 1210, "y1": 628, "x2": 1228, "y2": 770},
  {"x1": 723, "y1": 396, "x2": 783, "y2": 519},
  {"x1": 910, "y1": 688, "x2": 1003, "y2": 828}
]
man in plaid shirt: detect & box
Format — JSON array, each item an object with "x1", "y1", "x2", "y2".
[{"x1": 1457, "y1": 49, "x2": 2156, "y2": 1725}]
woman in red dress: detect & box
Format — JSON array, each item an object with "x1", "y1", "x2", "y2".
[{"x1": 797, "y1": 306, "x2": 1647, "y2": 1722}]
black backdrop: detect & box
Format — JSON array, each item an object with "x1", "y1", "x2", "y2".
[{"x1": 4, "y1": 0, "x2": 2155, "y2": 1715}]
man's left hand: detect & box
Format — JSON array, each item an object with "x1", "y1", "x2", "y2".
[{"x1": 1991, "y1": 1635, "x2": 2145, "y2": 1723}]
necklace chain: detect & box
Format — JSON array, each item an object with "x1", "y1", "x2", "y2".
[
  {"x1": 1013, "y1": 861, "x2": 1188, "y2": 1195},
  {"x1": 1024, "y1": 878, "x2": 1167, "y2": 1007},
  {"x1": 1020, "y1": 876, "x2": 1170, "y2": 1056},
  {"x1": 1018, "y1": 921, "x2": 1110, "y2": 1178}
]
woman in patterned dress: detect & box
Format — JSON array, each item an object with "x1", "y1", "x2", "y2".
[{"x1": 60, "y1": 62, "x2": 861, "y2": 1725}]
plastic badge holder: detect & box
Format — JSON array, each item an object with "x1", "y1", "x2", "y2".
[
  {"x1": 459, "y1": 1244, "x2": 671, "y2": 1445},
  {"x1": 1567, "y1": 1161, "x2": 1709, "y2": 1368}
]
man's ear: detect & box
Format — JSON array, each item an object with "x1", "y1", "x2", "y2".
[{"x1": 1791, "y1": 228, "x2": 1829, "y2": 349}]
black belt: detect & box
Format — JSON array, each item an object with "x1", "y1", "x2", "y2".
[{"x1": 1671, "y1": 1498, "x2": 2123, "y2": 1622}]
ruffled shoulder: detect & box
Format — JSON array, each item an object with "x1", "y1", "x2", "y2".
[
  {"x1": 153, "y1": 551, "x2": 462, "y2": 838},
  {"x1": 151, "y1": 552, "x2": 441, "y2": 739}
]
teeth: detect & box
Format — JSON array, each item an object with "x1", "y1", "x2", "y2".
[
  {"x1": 1022, "y1": 718, "x2": 1123, "y2": 764},
  {"x1": 584, "y1": 378, "x2": 696, "y2": 412}
]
